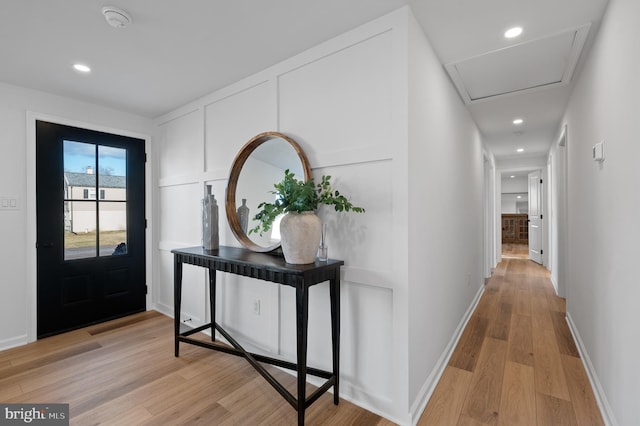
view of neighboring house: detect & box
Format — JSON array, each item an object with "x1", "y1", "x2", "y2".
[{"x1": 63, "y1": 167, "x2": 126, "y2": 234}]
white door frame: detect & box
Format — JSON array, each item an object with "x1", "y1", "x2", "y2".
[
  {"x1": 551, "y1": 125, "x2": 568, "y2": 296},
  {"x1": 25, "y1": 111, "x2": 153, "y2": 343},
  {"x1": 528, "y1": 170, "x2": 543, "y2": 264},
  {"x1": 495, "y1": 165, "x2": 550, "y2": 267},
  {"x1": 483, "y1": 152, "x2": 497, "y2": 277}
]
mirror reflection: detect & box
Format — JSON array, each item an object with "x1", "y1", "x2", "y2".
[
  {"x1": 226, "y1": 132, "x2": 311, "y2": 252},
  {"x1": 235, "y1": 139, "x2": 305, "y2": 248}
]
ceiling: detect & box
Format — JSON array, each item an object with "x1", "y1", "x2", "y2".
[{"x1": 0, "y1": 0, "x2": 609, "y2": 163}]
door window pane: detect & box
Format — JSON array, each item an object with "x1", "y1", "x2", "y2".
[
  {"x1": 64, "y1": 140, "x2": 98, "y2": 260},
  {"x1": 98, "y1": 146, "x2": 127, "y2": 201},
  {"x1": 99, "y1": 201, "x2": 127, "y2": 256},
  {"x1": 64, "y1": 201, "x2": 97, "y2": 260},
  {"x1": 63, "y1": 141, "x2": 129, "y2": 260},
  {"x1": 64, "y1": 140, "x2": 96, "y2": 195}
]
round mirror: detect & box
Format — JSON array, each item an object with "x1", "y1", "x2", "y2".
[{"x1": 226, "y1": 132, "x2": 311, "y2": 252}]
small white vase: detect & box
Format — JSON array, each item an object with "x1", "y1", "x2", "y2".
[{"x1": 280, "y1": 211, "x2": 322, "y2": 264}]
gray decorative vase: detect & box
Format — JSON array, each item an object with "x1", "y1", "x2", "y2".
[
  {"x1": 279, "y1": 211, "x2": 322, "y2": 264},
  {"x1": 202, "y1": 185, "x2": 219, "y2": 250},
  {"x1": 237, "y1": 198, "x2": 249, "y2": 233}
]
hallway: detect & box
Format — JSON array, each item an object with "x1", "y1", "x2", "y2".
[
  {"x1": 501, "y1": 243, "x2": 529, "y2": 260},
  {"x1": 418, "y1": 258, "x2": 603, "y2": 425}
]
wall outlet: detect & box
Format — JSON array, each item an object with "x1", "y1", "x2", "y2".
[{"x1": 253, "y1": 299, "x2": 261, "y2": 315}]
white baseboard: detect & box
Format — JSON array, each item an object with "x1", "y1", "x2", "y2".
[
  {"x1": 565, "y1": 312, "x2": 617, "y2": 426},
  {"x1": 156, "y1": 304, "x2": 404, "y2": 424},
  {"x1": 0, "y1": 334, "x2": 28, "y2": 351},
  {"x1": 154, "y1": 302, "x2": 173, "y2": 319},
  {"x1": 550, "y1": 276, "x2": 559, "y2": 295},
  {"x1": 408, "y1": 284, "x2": 485, "y2": 425},
  {"x1": 300, "y1": 372, "x2": 401, "y2": 425}
]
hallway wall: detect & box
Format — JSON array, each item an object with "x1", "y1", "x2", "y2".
[
  {"x1": 407, "y1": 11, "x2": 485, "y2": 419},
  {"x1": 153, "y1": 9, "x2": 410, "y2": 422},
  {"x1": 559, "y1": 0, "x2": 640, "y2": 424},
  {"x1": 153, "y1": 7, "x2": 486, "y2": 423}
]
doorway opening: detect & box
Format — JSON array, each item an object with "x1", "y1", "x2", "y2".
[
  {"x1": 500, "y1": 171, "x2": 530, "y2": 260},
  {"x1": 498, "y1": 168, "x2": 544, "y2": 264}
]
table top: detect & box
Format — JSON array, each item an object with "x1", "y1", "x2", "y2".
[{"x1": 172, "y1": 246, "x2": 344, "y2": 286}]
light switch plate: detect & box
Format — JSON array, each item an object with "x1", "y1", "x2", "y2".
[
  {"x1": 0, "y1": 197, "x2": 19, "y2": 210},
  {"x1": 593, "y1": 141, "x2": 605, "y2": 162}
]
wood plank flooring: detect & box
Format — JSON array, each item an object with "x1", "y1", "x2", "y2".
[
  {"x1": 418, "y1": 258, "x2": 604, "y2": 425},
  {"x1": 0, "y1": 258, "x2": 603, "y2": 425},
  {"x1": 0, "y1": 311, "x2": 391, "y2": 425},
  {"x1": 501, "y1": 243, "x2": 529, "y2": 259}
]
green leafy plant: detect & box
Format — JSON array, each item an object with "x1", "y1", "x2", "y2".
[{"x1": 249, "y1": 169, "x2": 365, "y2": 236}]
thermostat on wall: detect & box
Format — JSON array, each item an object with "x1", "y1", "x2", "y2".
[{"x1": 593, "y1": 141, "x2": 605, "y2": 162}]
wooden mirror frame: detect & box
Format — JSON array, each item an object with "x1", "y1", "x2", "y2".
[{"x1": 225, "y1": 132, "x2": 312, "y2": 252}]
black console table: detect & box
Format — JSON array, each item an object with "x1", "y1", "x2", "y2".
[{"x1": 172, "y1": 246, "x2": 343, "y2": 425}]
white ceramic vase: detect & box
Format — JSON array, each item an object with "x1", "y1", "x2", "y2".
[{"x1": 279, "y1": 211, "x2": 322, "y2": 264}]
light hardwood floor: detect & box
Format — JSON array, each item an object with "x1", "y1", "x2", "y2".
[
  {"x1": 1, "y1": 258, "x2": 603, "y2": 425},
  {"x1": 0, "y1": 311, "x2": 393, "y2": 425},
  {"x1": 418, "y1": 258, "x2": 604, "y2": 425},
  {"x1": 501, "y1": 243, "x2": 529, "y2": 259}
]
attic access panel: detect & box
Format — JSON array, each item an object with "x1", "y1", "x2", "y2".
[{"x1": 445, "y1": 24, "x2": 591, "y2": 104}]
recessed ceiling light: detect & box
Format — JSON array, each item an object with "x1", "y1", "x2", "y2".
[
  {"x1": 504, "y1": 27, "x2": 523, "y2": 39},
  {"x1": 73, "y1": 63, "x2": 91, "y2": 73},
  {"x1": 517, "y1": 195, "x2": 522, "y2": 199},
  {"x1": 517, "y1": 148, "x2": 524, "y2": 153},
  {"x1": 510, "y1": 175, "x2": 515, "y2": 178},
  {"x1": 513, "y1": 118, "x2": 524, "y2": 125}
]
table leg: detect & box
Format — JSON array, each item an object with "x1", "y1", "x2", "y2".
[
  {"x1": 174, "y1": 255, "x2": 183, "y2": 357},
  {"x1": 209, "y1": 268, "x2": 216, "y2": 341},
  {"x1": 330, "y1": 274, "x2": 340, "y2": 405},
  {"x1": 296, "y1": 284, "x2": 309, "y2": 426}
]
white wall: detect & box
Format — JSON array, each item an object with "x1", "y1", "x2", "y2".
[
  {"x1": 501, "y1": 195, "x2": 516, "y2": 214},
  {"x1": 501, "y1": 194, "x2": 528, "y2": 214},
  {"x1": 495, "y1": 155, "x2": 547, "y2": 170},
  {"x1": 154, "y1": 7, "x2": 486, "y2": 424},
  {"x1": 155, "y1": 9, "x2": 408, "y2": 422},
  {"x1": 407, "y1": 10, "x2": 485, "y2": 420},
  {"x1": 501, "y1": 175, "x2": 528, "y2": 193},
  {"x1": 559, "y1": 0, "x2": 639, "y2": 424},
  {"x1": 0, "y1": 82, "x2": 152, "y2": 349},
  {"x1": 501, "y1": 175, "x2": 528, "y2": 214}
]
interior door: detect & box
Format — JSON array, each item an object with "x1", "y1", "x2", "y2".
[
  {"x1": 528, "y1": 170, "x2": 543, "y2": 264},
  {"x1": 36, "y1": 121, "x2": 146, "y2": 338}
]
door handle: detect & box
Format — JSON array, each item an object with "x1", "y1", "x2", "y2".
[{"x1": 37, "y1": 242, "x2": 54, "y2": 248}]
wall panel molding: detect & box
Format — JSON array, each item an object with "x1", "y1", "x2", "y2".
[
  {"x1": 312, "y1": 146, "x2": 392, "y2": 170},
  {"x1": 342, "y1": 266, "x2": 393, "y2": 290},
  {"x1": 153, "y1": 7, "x2": 410, "y2": 422},
  {"x1": 158, "y1": 168, "x2": 228, "y2": 188}
]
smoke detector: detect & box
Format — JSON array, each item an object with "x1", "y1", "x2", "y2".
[{"x1": 101, "y1": 6, "x2": 132, "y2": 28}]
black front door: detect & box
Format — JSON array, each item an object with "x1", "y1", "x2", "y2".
[{"x1": 36, "y1": 121, "x2": 146, "y2": 338}]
